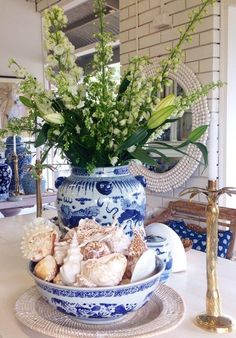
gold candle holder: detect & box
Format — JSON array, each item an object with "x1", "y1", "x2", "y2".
[
  {"x1": 35, "y1": 159, "x2": 43, "y2": 218},
  {"x1": 180, "y1": 180, "x2": 236, "y2": 333}
]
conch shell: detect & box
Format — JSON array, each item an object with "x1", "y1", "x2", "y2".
[
  {"x1": 34, "y1": 255, "x2": 58, "y2": 281},
  {"x1": 53, "y1": 240, "x2": 69, "y2": 265},
  {"x1": 75, "y1": 253, "x2": 127, "y2": 287},
  {"x1": 60, "y1": 232, "x2": 83, "y2": 285},
  {"x1": 21, "y1": 217, "x2": 60, "y2": 262}
]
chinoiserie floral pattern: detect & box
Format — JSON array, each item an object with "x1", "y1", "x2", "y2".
[
  {"x1": 32, "y1": 258, "x2": 163, "y2": 322},
  {"x1": 57, "y1": 166, "x2": 146, "y2": 236},
  {"x1": 0, "y1": 162, "x2": 12, "y2": 200},
  {"x1": 147, "y1": 237, "x2": 173, "y2": 284}
]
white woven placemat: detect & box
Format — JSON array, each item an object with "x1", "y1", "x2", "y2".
[{"x1": 15, "y1": 284, "x2": 185, "y2": 338}]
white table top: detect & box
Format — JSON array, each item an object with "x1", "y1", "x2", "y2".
[{"x1": 0, "y1": 212, "x2": 236, "y2": 338}]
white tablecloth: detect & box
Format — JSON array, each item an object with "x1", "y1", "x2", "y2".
[{"x1": 0, "y1": 211, "x2": 236, "y2": 338}]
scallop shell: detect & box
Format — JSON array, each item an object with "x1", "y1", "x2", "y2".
[
  {"x1": 131, "y1": 249, "x2": 157, "y2": 283},
  {"x1": 60, "y1": 232, "x2": 83, "y2": 285},
  {"x1": 53, "y1": 241, "x2": 69, "y2": 265},
  {"x1": 21, "y1": 217, "x2": 60, "y2": 262},
  {"x1": 79, "y1": 253, "x2": 127, "y2": 287},
  {"x1": 34, "y1": 255, "x2": 58, "y2": 281}
]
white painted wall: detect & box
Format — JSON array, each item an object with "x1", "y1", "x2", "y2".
[
  {"x1": 219, "y1": 1, "x2": 236, "y2": 208},
  {"x1": 0, "y1": 0, "x2": 44, "y2": 82}
]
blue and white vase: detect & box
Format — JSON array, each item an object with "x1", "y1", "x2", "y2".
[
  {"x1": 146, "y1": 235, "x2": 173, "y2": 284},
  {"x1": 22, "y1": 171, "x2": 46, "y2": 195},
  {"x1": 56, "y1": 165, "x2": 146, "y2": 236},
  {"x1": 0, "y1": 159, "x2": 12, "y2": 201},
  {"x1": 5, "y1": 136, "x2": 32, "y2": 193}
]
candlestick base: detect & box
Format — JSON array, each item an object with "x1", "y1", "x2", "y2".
[{"x1": 195, "y1": 314, "x2": 235, "y2": 333}]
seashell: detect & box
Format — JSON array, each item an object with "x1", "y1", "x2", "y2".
[
  {"x1": 60, "y1": 232, "x2": 83, "y2": 285},
  {"x1": 53, "y1": 273, "x2": 64, "y2": 285},
  {"x1": 105, "y1": 225, "x2": 131, "y2": 255},
  {"x1": 131, "y1": 249, "x2": 157, "y2": 283},
  {"x1": 34, "y1": 255, "x2": 58, "y2": 281},
  {"x1": 128, "y1": 229, "x2": 147, "y2": 258},
  {"x1": 21, "y1": 217, "x2": 60, "y2": 262},
  {"x1": 53, "y1": 241, "x2": 69, "y2": 265},
  {"x1": 80, "y1": 253, "x2": 127, "y2": 287},
  {"x1": 74, "y1": 275, "x2": 97, "y2": 287},
  {"x1": 81, "y1": 241, "x2": 111, "y2": 260}
]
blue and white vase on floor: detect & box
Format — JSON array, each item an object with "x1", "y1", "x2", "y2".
[
  {"x1": 146, "y1": 235, "x2": 173, "y2": 284},
  {"x1": 0, "y1": 159, "x2": 12, "y2": 201},
  {"x1": 56, "y1": 165, "x2": 146, "y2": 236},
  {"x1": 5, "y1": 136, "x2": 32, "y2": 193}
]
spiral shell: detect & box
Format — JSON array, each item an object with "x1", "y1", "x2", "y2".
[
  {"x1": 60, "y1": 232, "x2": 83, "y2": 285},
  {"x1": 21, "y1": 217, "x2": 60, "y2": 262}
]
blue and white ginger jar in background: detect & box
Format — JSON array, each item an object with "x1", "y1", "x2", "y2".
[
  {"x1": 0, "y1": 159, "x2": 12, "y2": 201},
  {"x1": 146, "y1": 235, "x2": 173, "y2": 284},
  {"x1": 56, "y1": 165, "x2": 146, "y2": 236},
  {"x1": 5, "y1": 136, "x2": 32, "y2": 193},
  {"x1": 22, "y1": 171, "x2": 46, "y2": 195}
]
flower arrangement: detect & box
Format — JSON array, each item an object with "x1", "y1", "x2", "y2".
[{"x1": 1, "y1": 0, "x2": 221, "y2": 171}]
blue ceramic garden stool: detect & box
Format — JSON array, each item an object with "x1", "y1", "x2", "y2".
[
  {"x1": 146, "y1": 235, "x2": 173, "y2": 283},
  {"x1": 56, "y1": 165, "x2": 146, "y2": 237}
]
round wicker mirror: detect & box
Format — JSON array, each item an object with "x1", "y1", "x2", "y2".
[{"x1": 129, "y1": 59, "x2": 210, "y2": 192}]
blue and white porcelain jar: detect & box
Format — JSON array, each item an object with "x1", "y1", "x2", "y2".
[
  {"x1": 56, "y1": 165, "x2": 146, "y2": 236},
  {"x1": 22, "y1": 171, "x2": 46, "y2": 195},
  {"x1": 0, "y1": 159, "x2": 12, "y2": 201},
  {"x1": 5, "y1": 136, "x2": 32, "y2": 193},
  {"x1": 146, "y1": 235, "x2": 173, "y2": 284}
]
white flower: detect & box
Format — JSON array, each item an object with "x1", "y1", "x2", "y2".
[
  {"x1": 75, "y1": 125, "x2": 81, "y2": 134},
  {"x1": 127, "y1": 146, "x2": 136, "y2": 153},
  {"x1": 113, "y1": 128, "x2": 120, "y2": 135},
  {"x1": 53, "y1": 130, "x2": 60, "y2": 136},
  {"x1": 77, "y1": 101, "x2": 85, "y2": 109},
  {"x1": 110, "y1": 156, "x2": 118, "y2": 166}
]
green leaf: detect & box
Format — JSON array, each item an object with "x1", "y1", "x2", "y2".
[
  {"x1": 117, "y1": 72, "x2": 131, "y2": 101},
  {"x1": 144, "y1": 147, "x2": 170, "y2": 162},
  {"x1": 131, "y1": 147, "x2": 158, "y2": 166},
  {"x1": 147, "y1": 105, "x2": 176, "y2": 129},
  {"x1": 152, "y1": 141, "x2": 190, "y2": 157},
  {"x1": 120, "y1": 127, "x2": 148, "y2": 151},
  {"x1": 193, "y1": 142, "x2": 208, "y2": 167},
  {"x1": 188, "y1": 125, "x2": 208, "y2": 142},
  {"x1": 19, "y1": 96, "x2": 34, "y2": 108},
  {"x1": 35, "y1": 123, "x2": 51, "y2": 147}
]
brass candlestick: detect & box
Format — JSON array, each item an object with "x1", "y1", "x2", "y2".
[
  {"x1": 35, "y1": 159, "x2": 43, "y2": 217},
  {"x1": 180, "y1": 180, "x2": 236, "y2": 333},
  {"x1": 12, "y1": 153, "x2": 20, "y2": 196}
]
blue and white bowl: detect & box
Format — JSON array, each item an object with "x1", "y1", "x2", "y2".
[
  {"x1": 146, "y1": 235, "x2": 173, "y2": 284},
  {"x1": 29, "y1": 257, "x2": 164, "y2": 324}
]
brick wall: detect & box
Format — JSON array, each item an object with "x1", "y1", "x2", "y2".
[{"x1": 120, "y1": 0, "x2": 221, "y2": 217}]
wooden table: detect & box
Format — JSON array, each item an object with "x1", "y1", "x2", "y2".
[
  {"x1": 0, "y1": 212, "x2": 236, "y2": 338},
  {"x1": 0, "y1": 192, "x2": 57, "y2": 217}
]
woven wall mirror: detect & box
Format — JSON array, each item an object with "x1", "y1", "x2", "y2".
[{"x1": 129, "y1": 59, "x2": 210, "y2": 192}]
